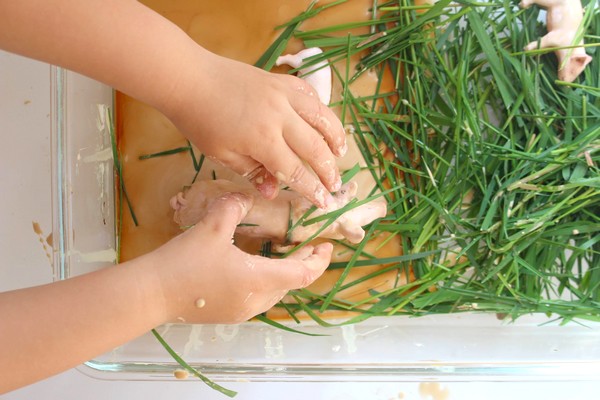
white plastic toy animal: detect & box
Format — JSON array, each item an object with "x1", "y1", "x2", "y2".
[
  {"x1": 519, "y1": 0, "x2": 592, "y2": 82},
  {"x1": 170, "y1": 179, "x2": 386, "y2": 244},
  {"x1": 276, "y1": 47, "x2": 332, "y2": 105}
]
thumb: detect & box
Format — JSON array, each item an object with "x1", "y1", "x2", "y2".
[
  {"x1": 198, "y1": 192, "x2": 254, "y2": 238},
  {"x1": 256, "y1": 242, "x2": 333, "y2": 290}
]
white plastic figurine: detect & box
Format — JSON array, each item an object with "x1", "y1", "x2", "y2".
[
  {"x1": 170, "y1": 179, "x2": 387, "y2": 244},
  {"x1": 519, "y1": 0, "x2": 592, "y2": 82}
]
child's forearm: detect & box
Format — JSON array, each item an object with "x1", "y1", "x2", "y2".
[
  {"x1": 0, "y1": 0, "x2": 346, "y2": 208},
  {"x1": 0, "y1": 192, "x2": 333, "y2": 394},
  {"x1": 0, "y1": 259, "x2": 165, "y2": 394},
  {"x1": 0, "y1": 0, "x2": 201, "y2": 115}
]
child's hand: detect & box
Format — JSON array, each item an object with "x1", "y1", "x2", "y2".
[
  {"x1": 0, "y1": 190, "x2": 331, "y2": 393},
  {"x1": 146, "y1": 192, "x2": 332, "y2": 324},
  {"x1": 164, "y1": 51, "x2": 346, "y2": 209},
  {"x1": 0, "y1": 0, "x2": 345, "y2": 208}
]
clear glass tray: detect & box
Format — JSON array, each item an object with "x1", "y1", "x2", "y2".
[{"x1": 51, "y1": 67, "x2": 600, "y2": 384}]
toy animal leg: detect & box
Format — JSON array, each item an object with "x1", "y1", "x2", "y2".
[
  {"x1": 519, "y1": 0, "x2": 563, "y2": 8},
  {"x1": 524, "y1": 30, "x2": 563, "y2": 51}
]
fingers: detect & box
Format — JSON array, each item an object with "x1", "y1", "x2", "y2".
[
  {"x1": 288, "y1": 84, "x2": 347, "y2": 157},
  {"x1": 217, "y1": 153, "x2": 280, "y2": 200},
  {"x1": 199, "y1": 192, "x2": 254, "y2": 238},
  {"x1": 214, "y1": 147, "x2": 335, "y2": 209},
  {"x1": 243, "y1": 165, "x2": 280, "y2": 200},
  {"x1": 287, "y1": 73, "x2": 320, "y2": 98},
  {"x1": 286, "y1": 242, "x2": 333, "y2": 288},
  {"x1": 254, "y1": 141, "x2": 335, "y2": 209},
  {"x1": 283, "y1": 121, "x2": 342, "y2": 193},
  {"x1": 197, "y1": 73, "x2": 346, "y2": 209},
  {"x1": 255, "y1": 242, "x2": 333, "y2": 290},
  {"x1": 220, "y1": 144, "x2": 336, "y2": 208}
]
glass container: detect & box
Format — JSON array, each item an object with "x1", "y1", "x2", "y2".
[{"x1": 51, "y1": 68, "x2": 600, "y2": 385}]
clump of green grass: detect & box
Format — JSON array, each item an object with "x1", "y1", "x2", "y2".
[
  {"x1": 118, "y1": 1, "x2": 599, "y2": 395},
  {"x1": 131, "y1": 0, "x2": 599, "y2": 323},
  {"x1": 273, "y1": 0, "x2": 600, "y2": 324}
]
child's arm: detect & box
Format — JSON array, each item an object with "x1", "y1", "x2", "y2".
[
  {"x1": 0, "y1": 0, "x2": 346, "y2": 208},
  {"x1": 0, "y1": 193, "x2": 332, "y2": 394}
]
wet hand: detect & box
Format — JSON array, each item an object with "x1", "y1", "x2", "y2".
[
  {"x1": 146, "y1": 192, "x2": 333, "y2": 324},
  {"x1": 164, "y1": 50, "x2": 346, "y2": 209}
]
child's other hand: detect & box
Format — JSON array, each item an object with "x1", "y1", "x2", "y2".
[
  {"x1": 146, "y1": 192, "x2": 332, "y2": 324},
  {"x1": 164, "y1": 51, "x2": 346, "y2": 209}
]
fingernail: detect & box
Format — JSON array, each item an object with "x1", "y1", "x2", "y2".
[
  {"x1": 337, "y1": 141, "x2": 348, "y2": 157},
  {"x1": 314, "y1": 186, "x2": 325, "y2": 208},
  {"x1": 274, "y1": 171, "x2": 287, "y2": 182},
  {"x1": 331, "y1": 176, "x2": 342, "y2": 192}
]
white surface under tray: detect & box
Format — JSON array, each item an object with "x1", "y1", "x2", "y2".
[{"x1": 2, "y1": 50, "x2": 600, "y2": 400}]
